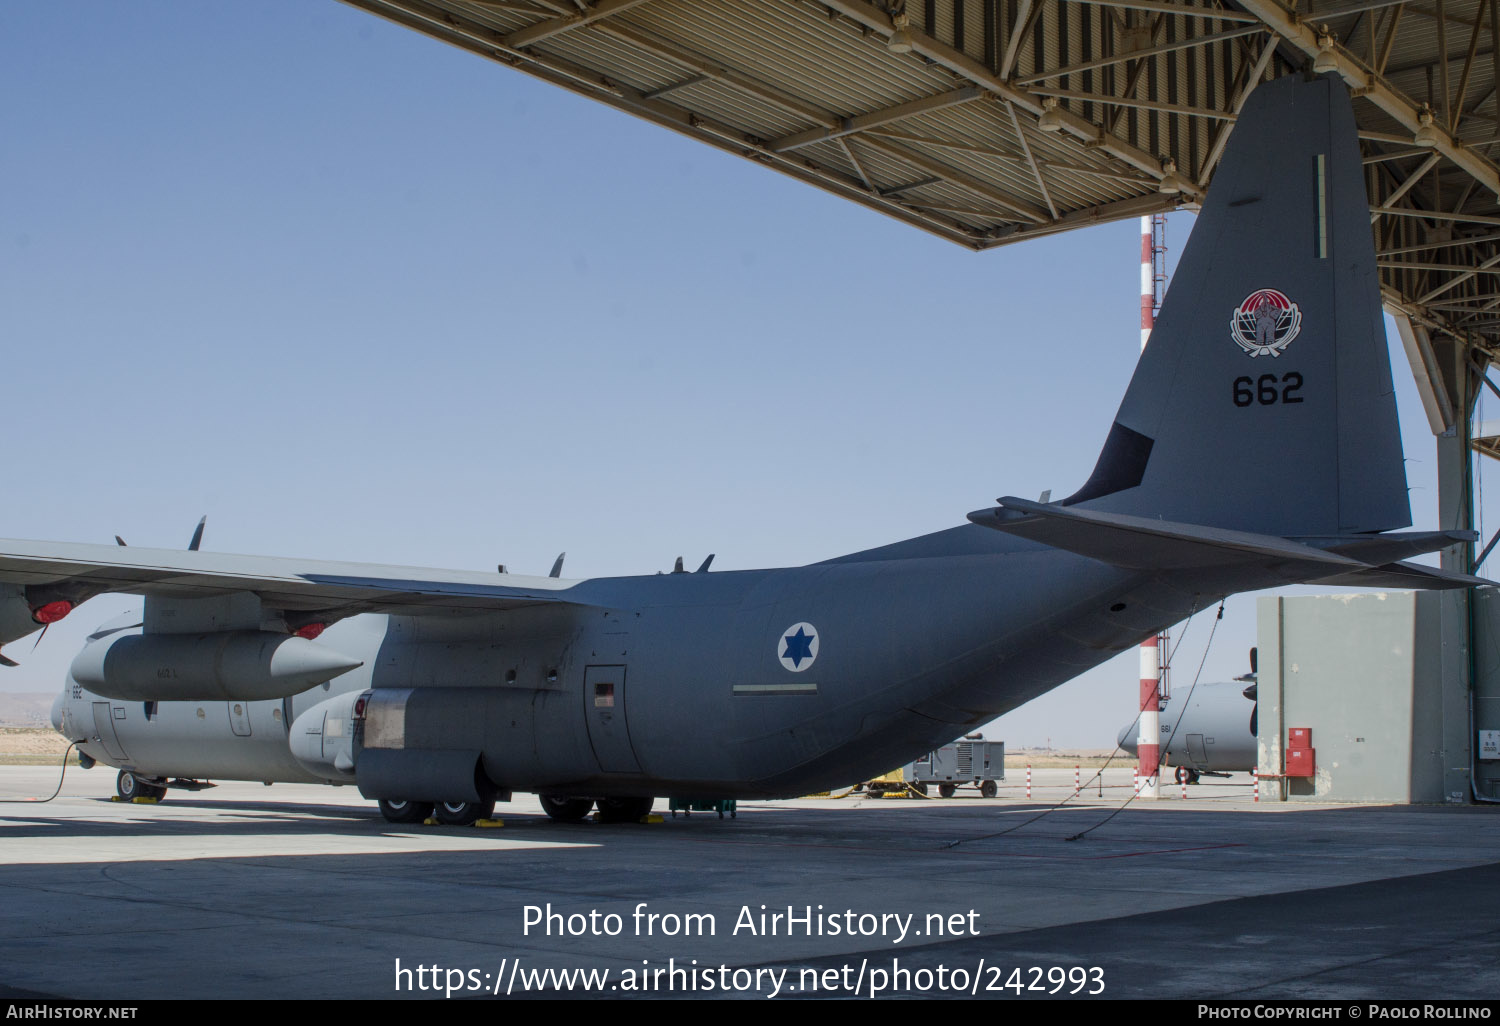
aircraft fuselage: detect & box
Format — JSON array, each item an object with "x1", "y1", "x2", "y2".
[{"x1": 57, "y1": 529, "x2": 1239, "y2": 800}]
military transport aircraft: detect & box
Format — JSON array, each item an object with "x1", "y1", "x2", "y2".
[
  {"x1": 1119, "y1": 680, "x2": 1258, "y2": 784},
  {"x1": 1118, "y1": 648, "x2": 1259, "y2": 783},
  {"x1": 21, "y1": 75, "x2": 1491, "y2": 825}
]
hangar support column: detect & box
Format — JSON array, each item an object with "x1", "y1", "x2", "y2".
[
  {"x1": 1438, "y1": 330, "x2": 1500, "y2": 803},
  {"x1": 1432, "y1": 333, "x2": 1484, "y2": 802},
  {"x1": 1428, "y1": 336, "x2": 1476, "y2": 804}
]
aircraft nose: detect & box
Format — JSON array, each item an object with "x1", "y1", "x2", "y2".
[
  {"x1": 1117, "y1": 722, "x2": 1137, "y2": 755},
  {"x1": 49, "y1": 690, "x2": 65, "y2": 734}
]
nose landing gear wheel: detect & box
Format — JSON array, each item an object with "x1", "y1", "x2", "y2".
[
  {"x1": 378, "y1": 798, "x2": 435, "y2": 824},
  {"x1": 435, "y1": 799, "x2": 496, "y2": 826},
  {"x1": 595, "y1": 796, "x2": 654, "y2": 823},
  {"x1": 539, "y1": 795, "x2": 595, "y2": 822}
]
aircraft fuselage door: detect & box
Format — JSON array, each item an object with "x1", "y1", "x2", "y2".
[
  {"x1": 584, "y1": 665, "x2": 640, "y2": 774},
  {"x1": 91, "y1": 701, "x2": 129, "y2": 761},
  {"x1": 1187, "y1": 732, "x2": 1208, "y2": 767},
  {"x1": 228, "y1": 701, "x2": 252, "y2": 737}
]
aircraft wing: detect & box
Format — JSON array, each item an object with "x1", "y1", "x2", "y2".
[{"x1": 0, "y1": 537, "x2": 588, "y2": 648}]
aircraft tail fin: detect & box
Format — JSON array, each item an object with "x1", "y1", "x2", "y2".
[{"x1": 1066, "y1": 73, "x2": 1410, "y2": 538}]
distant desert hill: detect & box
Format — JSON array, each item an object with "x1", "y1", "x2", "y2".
[{"x1": 0, "y1": 693, "x2": 58, "y2": 728}]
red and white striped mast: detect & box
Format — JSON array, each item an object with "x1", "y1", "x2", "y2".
[{"x1": 1136, "y1": 214, "x2": 1170, "y2": 799}]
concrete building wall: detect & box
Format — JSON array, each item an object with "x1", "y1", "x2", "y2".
[{"x1": 1257, "y1": 593, "x2": 1472, "y2": 803}]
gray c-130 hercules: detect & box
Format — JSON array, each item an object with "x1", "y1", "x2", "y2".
[{"x1": 29, "y1": 75, "x2": 1491, "y2": 824}]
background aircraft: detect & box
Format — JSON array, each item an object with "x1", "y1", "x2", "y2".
[{"x1": 1117, "y1": 674, "x2": 1257, "y2": 784}]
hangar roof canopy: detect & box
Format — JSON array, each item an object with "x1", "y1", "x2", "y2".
[{"x1": 348, "y1": 0, "x2": 1500, "y2": 355}]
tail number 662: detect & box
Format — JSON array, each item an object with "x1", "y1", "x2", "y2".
[{"x1": 1233, "y1": 372, "x2": 1303, "y2": 407}]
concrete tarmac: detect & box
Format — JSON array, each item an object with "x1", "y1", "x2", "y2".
[{"x1": 1, "y1": 764, "x2": 1497, "y2": 1000}]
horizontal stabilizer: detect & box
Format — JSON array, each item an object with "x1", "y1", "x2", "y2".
[
  {"x1": 1298, "y1": 530, "x2": 1477, "y2": 565},
  {"x1": 1307, "y1": 561, "x2": 1492, "y2": 590},
  {"x1": 968, "y1": 498, "x2": 1363, "y2": 570}
]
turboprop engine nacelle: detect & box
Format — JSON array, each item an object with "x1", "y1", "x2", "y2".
[
  {"x1": 70, "y1": 630, "x2": 363, "y2": 702},
  {"x1": 289, "y1": 689, "x2": 363, "y2": 782},
  {"x1": 0, "y1": 584, "x2": 38, "y2": 647}
]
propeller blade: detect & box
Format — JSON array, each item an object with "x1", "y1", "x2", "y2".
[
  {"x1": 188, "y1": 516, "x2": 206, "y2": 552},
  {"x1": 549, "y1": 552, "x2": 565, "y2": 578},
  {"x1": 114, "y1": 536, "x2": 127, "y2": 547},
  {"x1": 673, "y1": 556, "x2": 685, "y2": 573},
  {"x1": 696, "y1": 554, "x2": 715, "y2": 573}
]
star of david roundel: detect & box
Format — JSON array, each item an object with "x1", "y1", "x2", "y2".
[{"x1": 778, "y1": 622, "x2": 819, "y2": 673}]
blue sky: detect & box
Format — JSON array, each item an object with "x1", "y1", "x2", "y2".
[{"x1": 2, "y1": 1, "x2": 1484, "y2": 747}]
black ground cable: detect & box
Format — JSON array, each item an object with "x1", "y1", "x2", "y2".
[
  {"x1": 939, "y1": 599, "x2": 1219, "y2": 850},
  {"x1": 1063, "y1": 600, "x2": 1225, "y2": 841},
  {"x1": 0, "y1": 741, "x2": 81, "y2": 804}
]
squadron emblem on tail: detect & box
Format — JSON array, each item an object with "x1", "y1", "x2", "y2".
[{"x1": 1231, "y1": 288, "x2": 1302, "y2": 357}]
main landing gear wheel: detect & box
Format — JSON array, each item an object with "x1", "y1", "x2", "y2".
[
  {"x1": 539, "y1": 795, "x2": 595, "y2": 822},
  {"x1": 938, "y1": 783, "x2": 957, "y2": 799},
  {"x1": 378, "y1": 798, "x2": 434, "y2": 824},
  {"x1": 1175, "y1": 766, "x2": 1201, "y2": 785},
  {"x1": 980, "y1": 780, "x2": 998, "y2": 799},
  {"x1": 435, "y1": 799, "x2": 496, "y2": 826},
  {"x1": 116, "y1": 770, "x2": 139, "y2": 799},
  {"x1": 116, "y1": 771, "x2": 165, "y2": 801},
  {"x1": 595, "y1": 796, "x2": 654, "y2": 823}
]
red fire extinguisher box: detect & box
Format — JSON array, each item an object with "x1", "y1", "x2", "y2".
[
  {"x1": 1286, "y1": 728, "x2": 1314, "y2": 777},
  {"x1": 1287, "y1": 746, "x2": 1316, "y2": 777}
]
